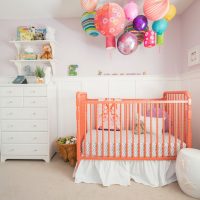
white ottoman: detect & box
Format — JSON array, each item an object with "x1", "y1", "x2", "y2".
[{"x1": 176, "y1": 148, "x2": 200, "y2": 199}]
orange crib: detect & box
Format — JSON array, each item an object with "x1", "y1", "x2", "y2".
[{"x1": 76, "y1": 91, "x2": 192, "y2": 165}]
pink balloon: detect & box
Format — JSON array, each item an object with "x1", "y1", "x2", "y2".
[
  {"x1": 124, "y1": 1, "x2": 139, "y2": 21},
  {"x1": 143, "y1": 0, "x2": 170, "y2": 21},
  {"x1": 117, "y1": 32, "x2": 138, "y2": 55}
]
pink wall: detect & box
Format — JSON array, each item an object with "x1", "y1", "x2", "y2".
[
  {"x1": 181, "y1": 0, "x2": 200, "y2": 72},
  {"x1": 0, "y1": 17, "x2": 181, "y2": 77}
]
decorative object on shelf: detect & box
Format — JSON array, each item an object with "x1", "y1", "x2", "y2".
[
  {"x1": 17, "y1": 26, "x2": 46, "y2": 41},
  {"x1": 143, "y1": 0, "x2": 170, "y2": 21},
  {"x1": 68, "y1": 65, "x2": 78, "y2": 76},
  {"x1": 124, "y1": 1, "x2": 138, "y2": 21},
  {"x1": 79, "y1": 0, "x2": 175, "y2": 55},
  {"x1": 98, "y1": 70, "x2": 102, "y2": 75},
  {"x1": 133, "y1": 15, "x2": 148, "y2": 31},
  {"x1": 80, "y1": 0, "x2": 98, "y2": 12},
  {"x1": 95, "y1": 3, "x2": 126, "y2": 49},
  {"x1": 57, "y1": 136, "x2": 77, "y2": 167},
  {"x1": 20, "y1": 47, "x2": 37, "y2": 60},
  {"x1": 117, "y1": 32, "x2": 138, "y2": 55},
  {"x1": 144, "y1": 30, "x2": 156, "y2": 48},
  {"x1": 23, "y1": 65, "x2": 35, "y2": 76},
  {"x1": 35, "y1": 66, "x2": 45, "y2": 83},
  {"x1": 40, "y1": 44, "x2": 53, "y2": 60},
  {"x1": 12, "y1": 75, "x2": 27, "y2": 84},
  {"x1": 81, "y1": 12, "x2": 99, "y2": 37},
  {"x1": 124, "y1": 23, "x2": 148, "y2": 45},
  {"x1": 164, "y1": 4, "x2": 176, "y2": 21}
]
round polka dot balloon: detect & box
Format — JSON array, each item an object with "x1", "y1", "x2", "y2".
[{"x1": 144, "y1": 30, "x2": 156, "y2": 48}]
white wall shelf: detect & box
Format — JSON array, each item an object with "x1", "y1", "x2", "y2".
[{"x1": 10, "y1": 40, "x2": 56, "y2": 75}]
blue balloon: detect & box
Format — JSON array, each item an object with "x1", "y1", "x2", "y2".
[{"x1": 152, "y1": 19, "x2": 168, "y2": 35}]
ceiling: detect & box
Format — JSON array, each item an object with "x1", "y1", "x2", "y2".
[{"x1": 0, "y1": 0, "x2": 195, "y2": 19}]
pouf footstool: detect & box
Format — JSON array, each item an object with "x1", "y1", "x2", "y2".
[{"x1": 176, "y1": 148, "x2": 200, "y2": 199}]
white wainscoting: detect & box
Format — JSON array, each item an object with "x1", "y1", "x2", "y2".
[
  {"x1": 55, "y1": 76, "x2": 181, "y2": 137},
  {"x1": 181, "y1": 70, "x2": 200, "y2": 149}
]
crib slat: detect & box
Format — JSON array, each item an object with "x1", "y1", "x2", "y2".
[
  {"x1": 174, "y1": 103, "x2": 177, "y2": 156},
  {"x1": 132, "y1": 103, "x2": 135, "y2": 158},
  {"x1": 84, "y1": 103, "x2": 87, "y2": 157},
  {"x1": 114, "y1": 103, "x2": 116, "y2": 158},
  {"x1": 120, "y1": 104, "x2": 122, "y2": 158},
  {"x1": 144, "y1": 103, "x2": 147, "y2": 158},
  {"x1": 126, "y1": 103, "x2": 129, "y2": 158},
  {"x1": 102, "y1": 104, "x2": 104, "y2": 157},
  {"x1": 138, "y1": 104, "x2": 141, "y2": 158},
  {"x1": 168, "y1": 104, "x2": 171, "y2": 156},
  {"x1": 156, "y1": 104, "x2": 159, "y2": 158},
  {"x1": 150, "y1": 103, "x2": 153, "y2": 158},
  {"x1": 96, "y1": 104, "x2": 98, "y2": 157},
  {"x1": 90, "y1": 104, "x2": 92, "y2": 157},
  {"x1": 162, "y1": 103, "x2": 165, "y2": 157},
  {"x1": 108, "y1": 103, "x2": 110, "y2": 157}
]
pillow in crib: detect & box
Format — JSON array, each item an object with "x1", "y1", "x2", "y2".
[
  {"x1": 146, "y1": 107, "x2": 169, "y2": 132},
  {"x1": 97, "y1": 102, "x2": 120, "y2": 131},
  {"x1": 140, "y1": 116, "x2": 163, "y2": 136}
]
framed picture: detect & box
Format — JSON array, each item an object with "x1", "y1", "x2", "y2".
[{"x1": 188, "y1": 46, "x2": 200, "y2": 67}]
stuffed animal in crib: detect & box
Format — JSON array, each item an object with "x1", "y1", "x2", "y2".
[
  {"x1": 40, "y1": 44, "x2": 53, "y2": 59},
  {"x1": 134, "y1": 120, "x2": 145, "y2": 134}
]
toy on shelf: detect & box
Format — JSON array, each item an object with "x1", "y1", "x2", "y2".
[
  {"x1": 40, "y1": 44, "x2": 53, "y2": 60},
  {"x1": 68, "y1": 65, "x2": 78, "y2": 76}
]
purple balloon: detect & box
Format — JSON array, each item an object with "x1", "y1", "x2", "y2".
[
  {"x1": 117, "y1": 32, "x2": 138, "y2": 55},
  {"x1": 133, "y1": 15, "x2": 148, "y2": 31}
]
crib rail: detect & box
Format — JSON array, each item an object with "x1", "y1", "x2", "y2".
[{"x1": 76, "y1": 91, "x2": 192, "y2": 164}]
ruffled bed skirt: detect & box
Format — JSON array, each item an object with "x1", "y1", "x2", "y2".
[{"x1": 74, "y1": 160, "x2": 177, "y2": 187}]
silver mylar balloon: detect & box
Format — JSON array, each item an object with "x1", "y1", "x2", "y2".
[{"x1": 117, "y1": 32, "x2": 138, "y2": 55}]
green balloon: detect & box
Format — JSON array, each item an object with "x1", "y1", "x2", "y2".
[{"x1": 157, "y1": 34, "x2": 164, "y2": 45}]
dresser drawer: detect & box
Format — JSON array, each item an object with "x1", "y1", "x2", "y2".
[
  {"x1": 2, "y1": 132, "x2": 48, "y2": 144},
  {"x1": 0, "y1": 97, "x2": 23, "y2": 107},
  {"x1": 24, "y1": 97, "x2": 47, "y2": 107},
  {"x1": 24, "y1": 87, "x2": 47, "y2": 97},
  {"x1": 0, "y1": 87, "x2": 23, "y2": 97},
  {"x1": 1, "y1": 120, "x2": 48, "y2": 131},
  {"x1": 0, "y1": 108, "x2": 48, "y2": 119},
  {"x1": 2, "y1": 144, "x2": 48, "y2": 155}
]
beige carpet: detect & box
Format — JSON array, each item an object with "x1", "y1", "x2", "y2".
[{"x1": 0, "y1": 154, "x2": 195, "y2": 200}]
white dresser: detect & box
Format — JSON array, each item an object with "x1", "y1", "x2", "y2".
[{"x1": 0, "y1": 84, "x2": 57, "y2": 162}]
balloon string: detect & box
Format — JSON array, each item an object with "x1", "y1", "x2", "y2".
[{"x1": 159, "y1": 46, "x2": 161, "y2": 54}]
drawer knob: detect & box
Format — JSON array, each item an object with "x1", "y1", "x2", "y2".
[
  {"x1": 34, "y1": 149, "x2": 38, "y2": 152},
  {"x1": 32, "y1": 112, "x2": 36, "y2": 116},
  {"x1": 33, "y1": 137, "x2": 37, "y2": 140},
  {"x1": 33, "y1": 124, "x2": 37, "y2": 128},
  {"x1": 32, "y1": 101, "x2": 36, "y2": 104},
  {"x1": 9, "y1": 137, "x2": 14, "y2": 140},
  {"x1": 32, "y1": 90, "x2": 36, "y2": 93},
  {"x1": 9, "y1": 124, "x2": 14, "y2": 128},
  {"x1": 8, "y1": 91, "x2": 12, "y2": 94},
  {"x1": 8, "y1": 112, "x2": 13, "y2": 116},
  {"x1": 8, "y1": 101, "x2": 13, "y2": 104}
]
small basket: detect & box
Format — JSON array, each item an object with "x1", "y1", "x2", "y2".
[{"x1": 56, "y1": 141, "x2": 77, "y2": 167}]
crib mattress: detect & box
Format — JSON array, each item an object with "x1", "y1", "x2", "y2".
[{"x1": 82, "y1": 130, "x2": 186, "y2": 157}]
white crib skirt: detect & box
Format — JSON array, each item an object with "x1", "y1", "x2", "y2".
[{"x1": 74, "y1": 160, "x2": 177, "y2": 187}]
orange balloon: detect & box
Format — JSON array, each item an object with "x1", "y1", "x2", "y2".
[
  {"x1": 143, "y1": 0, "x2": 170, "y2": 21},
  {"x1": 80, "y1": 0, "x2": 98, "y2": 12}
]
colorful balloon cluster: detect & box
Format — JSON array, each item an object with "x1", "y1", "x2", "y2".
[{"x1": 80, "y1": 0, "x2": 176, "y2": 55}]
